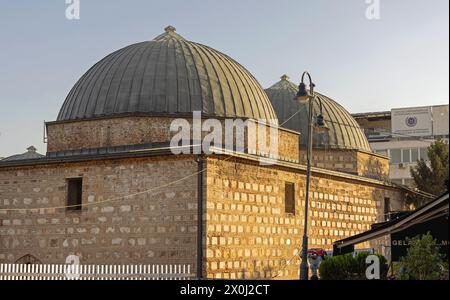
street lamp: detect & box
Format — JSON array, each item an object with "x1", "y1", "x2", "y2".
[{"x1": 294, "y1": 71, "x2": 329, "y2": 280}]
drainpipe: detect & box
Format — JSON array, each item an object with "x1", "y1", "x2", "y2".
[{"x1": 195, "y1": 155, "x2": 204, "y2": 279}]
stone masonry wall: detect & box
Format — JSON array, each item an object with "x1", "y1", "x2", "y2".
[
  {"x1": 300, "y1": 149, "x2": 389, "y2": 180},
  {"x1": 0, "y1": 156, "x2": 199, "y2": 268},
  {"x1": 300, "y1": 149, "x2": 359, "y2": 175},
  {"x1": 46, "y1": 117, "x2": 174, "y2": 153},
  {"x1": 0, "y1": 151, "x2": 402, "y2": 279},
  {"x1": 356, "y1": 151, "x2": 390, "y2": 181},
  {"x1": 204, "y1": 156, "x2": 404, "y2": 279},
  {"x1": 47, "y1": 116, "x2": 299, "y2": 163},
  {"x1": 246, "y1": 121, "x2": 299, "y2": 163}
]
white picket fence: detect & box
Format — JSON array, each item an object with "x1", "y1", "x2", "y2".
[{"x1": 0, "y1": 263, "x2": 193, "y2": 280}]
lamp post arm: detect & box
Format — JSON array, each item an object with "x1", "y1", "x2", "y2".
[
  {"x1": 301, "y1": 71, "x2": 319, "y2": 113},
  {"x1": 301, "y1": 71, "x2": 313, "y2": 86}
]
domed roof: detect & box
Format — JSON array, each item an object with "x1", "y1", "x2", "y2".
[
  {"x1": 57, "y1": 26, "x2": 277, "y2": 124},
  {"x1": 265, "y1": 75, "x2": 371, "y2": 152},
  {"x1": 1, "y1": 146, "x2": 45, "y2": 162}
]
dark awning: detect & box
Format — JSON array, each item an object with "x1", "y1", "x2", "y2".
[{"x1": 333, "y1": 193, "x2": 449, "y2": 250}]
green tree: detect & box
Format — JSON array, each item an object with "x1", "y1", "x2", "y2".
[
  {"x1": 319, "y1": 254, "x2": 354, "y2": 280},
  {"x1": 400, "y1": 233, "x2": 445, "y2": 280},
  {"x1": 319, "y1": 252, "x2": 388, "y2": 280},
  {"x1": 409, "y1": 139, "x2": 449, "y2": 206}
]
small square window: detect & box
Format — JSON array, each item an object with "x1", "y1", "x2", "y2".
[{"x1": 67, "y1": 178, "x2": 83, "y2": 211}]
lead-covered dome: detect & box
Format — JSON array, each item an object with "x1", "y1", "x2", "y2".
[
  {"x1": 57, "y1": 26, "x2": 277, "y2": 123},
  {"x1": 265, "y1": 75, "x2": 371, "y2": 152}
]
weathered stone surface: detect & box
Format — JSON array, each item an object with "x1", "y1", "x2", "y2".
[
  {"x1": 47, "y1": 117, "x2": 175, "y2": 153},
  {"x1": 0, "y1": 148, "x2": 404, "y2": 280},
  {"x1": 0, "y1": 156, "x2": 198, "y2": 267},
  {"x1": 47, "y1": 116, "x2": 299, "y2": 163},
  {"x1": 204, "y1": 156, "x2": 403, "y2": 279},
  {"x1": 300, "y1": 149, "x2": 389, "y2": 180}
]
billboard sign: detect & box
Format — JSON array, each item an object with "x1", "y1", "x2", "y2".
[{"x1": 392, "y1": 107, "x2": 432, "y2": 137}]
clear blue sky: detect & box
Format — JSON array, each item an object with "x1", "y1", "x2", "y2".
[{"x1": 0, "y1": 0, "x2": 448, "y2": 157}]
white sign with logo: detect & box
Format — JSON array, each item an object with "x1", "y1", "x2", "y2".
[{"x1": 392, "y1": 107, "x2": 432, "y2": 137}]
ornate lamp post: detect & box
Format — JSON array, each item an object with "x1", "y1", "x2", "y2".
[{"x1": 294, "y1": 72, "x2": 329, "y2": 280}]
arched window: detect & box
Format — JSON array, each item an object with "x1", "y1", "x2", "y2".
[{"x1": 15, "y1": 254, "x2": 42, "y2": 265}]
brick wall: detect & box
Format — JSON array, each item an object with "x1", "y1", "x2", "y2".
[
  {"x1": 47, "y1": 116, "x2": 300, "y2": 163},
  {"x1": 246, "y1": 121, "x2": 299, "y2": 163},
  {"x1": 204, "y1": 156, "x2": 403, "y2": 279},
  {"x1": 300, "y1": 149, "x2": 389, "y2": 180},
  {"x1": 0, "y1": 156, "x2": 199, "y2": 267},
  {"x1": 46, "y1": 117, "x2": 174, "y2": 153},
  {"x1": 356, "y1": 151, "x2": 390, "y2": 181},
  {"x1": 0, "y1": 152, "x2": 403, "y2": 279}
]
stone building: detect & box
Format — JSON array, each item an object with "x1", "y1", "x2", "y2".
[{"x1": 0, "y1": 27, "x2": 411, "y2": 279}]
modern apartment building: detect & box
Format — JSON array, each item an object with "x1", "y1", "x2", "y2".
[{"x1": 353, "y1": 105, "x2": 449, "y2": 187}]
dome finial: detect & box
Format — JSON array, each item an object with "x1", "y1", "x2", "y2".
[
  {"x1": 281, "y1": 74, "x2": 290, "y2": 81},
  {"x1": 164, "y1": 25, "x2": 176, "y2": 33},
  {"x1": 154, "y1": 25, "x2": 184, "y2": 41},
  {"x1": 27, "y1": 146, "x2": 37, "y2": 153}
]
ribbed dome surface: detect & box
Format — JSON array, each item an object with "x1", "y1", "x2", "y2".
[
  {"x1": 265, "y1": 75, "x2": 371, "y2": 152},
  {"x1": 57, "y1": 26, "x2": 278, "y2": 123}
]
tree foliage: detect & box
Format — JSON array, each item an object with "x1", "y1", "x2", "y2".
[
  {"x1": 319, "y1": 252, "x2": 388, "y2": 280},
  {"x1": 400, "y1": 233, "x2": 445, "y2": 280},
  {"x1": 409, "y1": 139, "x2": 449, "y2": 206}
]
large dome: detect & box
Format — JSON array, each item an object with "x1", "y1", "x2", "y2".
[
  {"x1": 265, "y1": 75, "x2": 371, "y2": 152},
  {"x1": 57, "y1": 26, "x2": 277, "y2": 123}
]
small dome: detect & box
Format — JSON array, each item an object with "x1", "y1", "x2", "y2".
[
  {"x1": 1, "y1": 146, "x2": 45, "y2": 162},
  {"x1": 265, "y1": 75, "x2": 371, "y2": 152},
  {"x1": 57, "y1": 26, "x2": 278, "y2": 124}
]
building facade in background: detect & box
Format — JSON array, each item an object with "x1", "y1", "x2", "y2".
[{"x1": 353, "y1": 105, "x2": 449, "y2": 187}]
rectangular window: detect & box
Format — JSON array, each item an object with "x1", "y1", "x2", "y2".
[
  {"x1": 411, "y1": 148, "x2": 419, "y2": 162},
  {"x1": 285, "y1": 182, "x2": 295, "y2": 215},
  {"x1": 419, "y1": 148, "x2": 429, "y2": 162},
  {"x1": 384, "y1": 198, "x2": 391, "y2": 221},
  {"x1": 390, "y1": 149, "x2": 401, "y2": 164},
  {"x1": 67, "y1": 178, "x2": 83, "y2": 211},
  {"x1": 402, "y1": 149, "x2": 411, "y2": 163}
]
